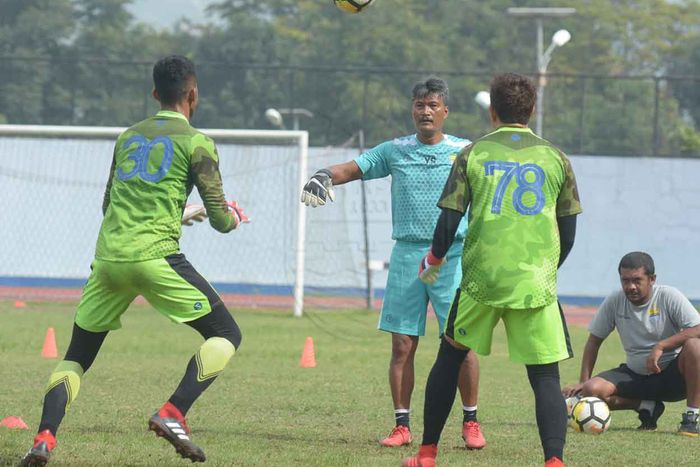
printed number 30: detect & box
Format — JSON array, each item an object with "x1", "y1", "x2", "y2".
[
  {"x1": 117, "y1": 135, "x2": 173, "y2": 183},
  {"x1": 484, "y1": 161, "x2": 545, "y2": 215}
]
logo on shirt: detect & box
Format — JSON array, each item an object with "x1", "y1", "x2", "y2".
[
  {"x1": 449, "y1": 154, "x2": 457, "y2": 162},
  {"x1": 423, "y1": 155, "x2": 437, "y2": 164},
  {"x1": 194, "y1": 301, "x2": 203, "y2": 311},
  {"x1": 648, "y1": 306, "x2": 659, "y2": 319}
]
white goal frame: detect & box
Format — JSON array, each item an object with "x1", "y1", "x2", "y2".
[{"x1": 0, "y1": 124, "x2": 309, "y2": 317}]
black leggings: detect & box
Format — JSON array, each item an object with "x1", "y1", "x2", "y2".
[{"x1": 64, "y1": 303, "x2": 241, "y2": 372}]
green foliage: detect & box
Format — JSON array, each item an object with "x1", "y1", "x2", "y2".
[
  {"x1": 0, "y1": 0, "x2": 698, "y2": 155},
  {"x1": 675, "y1": 126, "x2": 700, "y2": 156}
]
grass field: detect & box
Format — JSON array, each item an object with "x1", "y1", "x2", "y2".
[{"x1": 0, "y1": 301, "x2": 697, "y2": 466}]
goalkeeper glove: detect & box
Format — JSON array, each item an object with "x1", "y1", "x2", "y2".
[
  {"x1": 301, "y1": 169, "x2": 335, "y2": 207},
  {"x1": 227, "y1": 201, "x2": 250, "y2": 228},
  {"x1": 419, "y1": 250, "x2": 445, "y2": 285},
  {"x1": 182, "y1": 204, "x2": 207, "y2": 226}
]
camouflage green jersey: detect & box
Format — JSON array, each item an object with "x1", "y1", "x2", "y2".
[
  {"x1": 438, "y1": 126, "x2": 582, "y2": 309},
  {"x1": 96, "y1": 110, "x2": 237, "y2": 261}
]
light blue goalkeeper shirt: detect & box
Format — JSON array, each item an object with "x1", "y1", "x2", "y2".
[{"x1": 354, "y1": 134, "x2": 469, "y2": 242}]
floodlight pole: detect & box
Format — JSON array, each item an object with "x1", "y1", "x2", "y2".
[
  {"x1": 278, "y1": 108, "x2": 314, "y2": 131},
  {"x1": 536, "y1": 18, "x2": 545, "y2": 136},
  {"x1": 265, "y1": 108, "x2": 314, "y2": 130},
  {"x1": 507, "y1": 7, "x2": 575, "y2": 137}
]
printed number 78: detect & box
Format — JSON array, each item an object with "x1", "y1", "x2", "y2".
[{"x1": 484, "y1": 161, "x2": 545, "y2": 215}]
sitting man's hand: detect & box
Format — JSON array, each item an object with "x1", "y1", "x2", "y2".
[
  {"x1": 646, "y1": 345, "x2": 663, "y2": 374},
  {"x1": 562, "y1": 383, "x2": 583, "y2": 398}
]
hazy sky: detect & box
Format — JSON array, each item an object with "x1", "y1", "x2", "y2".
[{"x1": 127, "y1": 0, "x2": 213, "y2": 29}]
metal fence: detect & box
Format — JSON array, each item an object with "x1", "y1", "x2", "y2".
[{"x1": 2, "y1": 56, "x2": 699, "y2": 157}]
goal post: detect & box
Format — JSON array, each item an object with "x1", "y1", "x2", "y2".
[{"x1": 0, "y1": 124, "x2": 309, "y2": 317}]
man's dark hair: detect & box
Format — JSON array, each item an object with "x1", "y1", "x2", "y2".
[
  {"x1": 618, "y1": 251, "x2": 655, "y2": 276},
  {"x1": 489, "y1": 73, "x2": 536, "y2": 124},
  {"x1": 412, "y1": 77, "x2": 449, "y2": 105},
  {"x1": 153, "y1": 55, "x2": 197, "y2": 105}
]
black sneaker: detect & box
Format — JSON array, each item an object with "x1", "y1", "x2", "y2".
[
  {"x1": 19, "y1": 430, "x2": 56, "y2": 466},
  {"x1": 637, "y1": 401, "x2": 665, "y2": 430},
  {"x1": 678, "y1": 411, "x2": 699, "y2": 437},
  {"x1": 148, "y1": 412, "x2": 206, "y2": 462},
  {"x1": 19, "y1": 445, "x2": 50, "y2": 467}
]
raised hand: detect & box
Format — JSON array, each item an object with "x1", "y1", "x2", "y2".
[{"x1": 301, "y1": 169, "x2": 335, "y2": 207}]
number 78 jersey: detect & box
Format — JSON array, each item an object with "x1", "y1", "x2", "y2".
[{"x1": 438, "y1": 126, "x2": 582, "y2": 309}]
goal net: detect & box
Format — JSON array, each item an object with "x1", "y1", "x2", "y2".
[{"x1": 0, "y1": 125, "x2": 313, "y2": 316}]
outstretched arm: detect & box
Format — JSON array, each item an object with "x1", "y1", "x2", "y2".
[
  {"x1": 327, "y1": 160, "x2": 363, "y2": 185},
  {"x1": 301, "y1": 161, "x2": 363, "y2": 207}
]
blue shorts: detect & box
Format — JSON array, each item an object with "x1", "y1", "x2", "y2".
[{"x1": 378, "y1": 240, "x2": 462, "y2": 336}]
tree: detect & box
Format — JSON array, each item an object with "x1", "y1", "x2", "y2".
[{"x1": 0, "y1": 0, "x2": 75, "y2": 123}]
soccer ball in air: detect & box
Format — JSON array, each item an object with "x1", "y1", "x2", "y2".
[
  {"x1": 571, "y1": 397, "x2": 611, "y2": 434},
  {"x1": 334, "y1": 0, "x2": 375, "y2": 14}
]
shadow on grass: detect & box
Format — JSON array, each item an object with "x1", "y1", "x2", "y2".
[{"x1": 195, "y1": 425, "x2": 356, "y2": 445}]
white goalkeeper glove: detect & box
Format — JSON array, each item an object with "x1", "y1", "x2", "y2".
[
  {"x1": 301, "y1": 169, "x2": 335, "y2": 207},
  {"x1": 419, "y1": 250, "x2": 445, "y2": 285},
  {"x1": 227, "y1": 200, "x2": 250, "y2": 229},
  {"x1": 182, "y1": 204, "x2": 207, "y2": 226}
]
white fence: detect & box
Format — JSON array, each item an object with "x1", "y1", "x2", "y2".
[{"x1": 1, "y1": 128, "x2": 699, "y2": 303}]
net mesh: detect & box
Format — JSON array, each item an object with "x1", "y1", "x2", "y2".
[{"x1": 0, "y1": 128, "x2": 389, "y2": 309}]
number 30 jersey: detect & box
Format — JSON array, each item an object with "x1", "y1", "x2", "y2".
[
  {"x1": 438, "y1": 126, "x2": 582, "y2": 309},
  {"x1": 96, "y1": 110, "x2": 237, "y2": 262}
]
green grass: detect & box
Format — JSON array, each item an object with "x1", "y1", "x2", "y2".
[{"x1": 0, "y1": 301, "x2": 697, "y2": 466}]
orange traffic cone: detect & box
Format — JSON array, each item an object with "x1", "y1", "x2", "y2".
[
  {"x1": 0, "y1": 416, "x2": 29, "y2": 429},
  {"x1": 14, "y1": 300, "x2": 26, "y2": 308},
  {"x1": 299, "y1": 336, "x2": 316, "y2": 368},
  {"x1": 42, "y1": 327, "x2": 58, "y2": 359}
]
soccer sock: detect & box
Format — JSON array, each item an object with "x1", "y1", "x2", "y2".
[
  {"x1": 526, "y1": 363, "x2": 567, "y2": 462},
  {"x1": 463, "y1": 405, "x2": 478, "y2": 423},
  {"x1": 169, "y1": 337, "x2": 236, "y2": 416},
  {"x1": 422, "y1": 338, "x2": 469, "y2": 445},
  {"x1": 38, "y1": 361, "x2": 84, "y2": 435},
  {"x1": 638, "y1": 400, "x2": 655, "y2": 413},
  {"x1": 395, "y1": 409, "x2": 410, "y2": 428}
]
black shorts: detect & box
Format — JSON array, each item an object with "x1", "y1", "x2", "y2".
[{"x1": 596, "y1": 358, "x2": 686, "y2": 402}]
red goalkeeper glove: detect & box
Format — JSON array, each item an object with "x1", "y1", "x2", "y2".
[
  {"x1": 419, "y1": 250, "x2": 445, "y2": 285},
  {"x1": 227, "y1": 201, "x2": 250, "y2": 228}
]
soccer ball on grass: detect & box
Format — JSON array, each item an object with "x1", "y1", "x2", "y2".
[
  {"x1": 334, "y1": 0, "x2": 375, "y2": 14},
  {"x1": 565, "y1": 395, "x2": 580, "y2": 418},
  {"x1": 571, "y1": 396, "x2": 611, "y2": 434}
]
